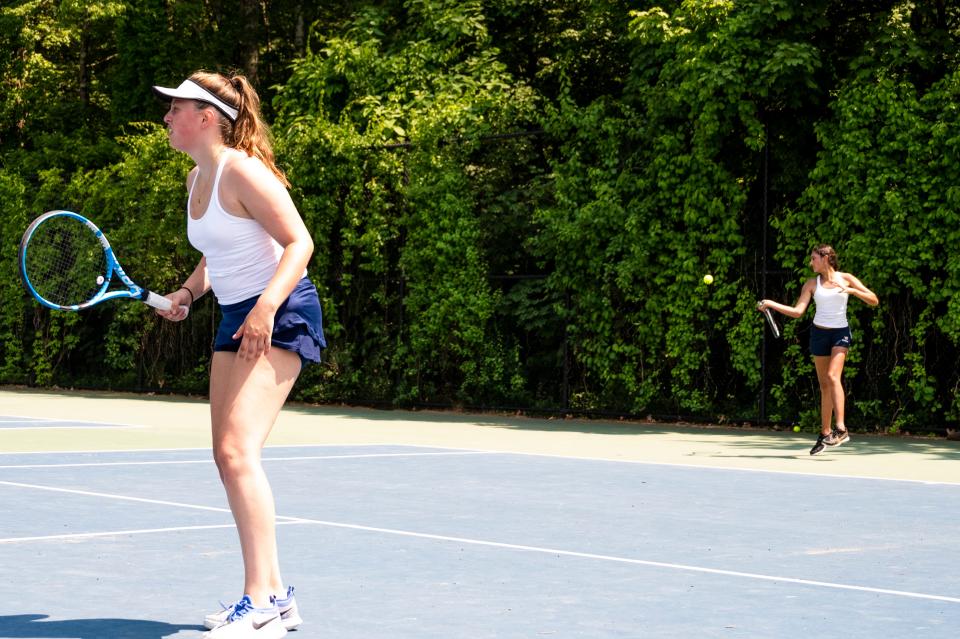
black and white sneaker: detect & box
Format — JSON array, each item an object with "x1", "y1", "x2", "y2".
[
  {"x1": 810, "y1": 434, "x2": 829, "y2": 456},
  {"x1": 828, "y1": 428, "x2": 850, "y2": 447}
]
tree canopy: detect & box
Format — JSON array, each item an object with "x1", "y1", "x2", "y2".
[{"x1": 2, "y1": 0, "x2": 959, "y2": 433}]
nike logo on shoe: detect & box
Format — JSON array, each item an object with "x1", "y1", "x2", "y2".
[{"x1": 252, "y1": 615, "x2": 278, "y2": 631}]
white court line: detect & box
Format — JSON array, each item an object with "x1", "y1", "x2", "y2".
[
  {"x1": 0, "y1": 523, "x2": 239, "y2": 544},
  {"x1": 0, "y1": 441, "x2": 956, "y2": 486},
  {"x1": 0, "y1": 425, "x2": 144, "y2": 431},
  {"x1": 0, "y1": 480, "x2": 243, "y2": 516},
  {"x1": 0, "y1": 443, "x2": 443, "y2": 456},
  {"x1": 0, "y1": 451, "x2": 488, "y2": 469},
  {"x1": 0, "y1": 415, "x2": 108, "y2": 423},
  {"x1": 377, "y1": 443, "x2": 960, "y2": 487},
  {"x1": 0, "y1": 478, "x2": 957, "y2": 604},
  {"x1": 286, "y1": 517, "x2": 960, "y2": 605},
  {"x1": 0, "y1": 460, "x2": 215, "y2": 469},
  {"x1": 0, "y1": 415, "x2": 144, "y2": 429},
  {"x1": 0, "y1": 521, "x2": 311, "y2": 545}
]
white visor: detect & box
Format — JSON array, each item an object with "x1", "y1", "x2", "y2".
[{"x1": 152, "y1": 79, "x2": 238, "y2": 122}]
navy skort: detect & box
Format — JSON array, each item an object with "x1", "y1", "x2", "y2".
[
  {"x1": 213, "y1": 277, "x2": 326, "y2": 366},
  {"x1": 809, "y1": 324, "x2": 852, "y2": 357}
]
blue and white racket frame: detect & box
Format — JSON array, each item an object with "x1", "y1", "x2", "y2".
[{"x1": 19, "y1": 210, "x2": 174, "y2": 312}]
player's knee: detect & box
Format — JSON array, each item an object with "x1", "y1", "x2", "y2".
[{"x1": 212, "y1": 439, "x2": 256, "y2": 481}]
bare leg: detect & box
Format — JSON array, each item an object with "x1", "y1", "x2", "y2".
[
  {"x1": 210, "y1": 348, "x2": 302, "y2": 608},
  {"x1": 814, "y1": 348, "x2": 847, "y2": 435},
  {"x1": 827, "y1": 347, "x2": 848, "y2": 430},
  {"x1": 814, "y1": 356, "x2": 833, "y2": 435}
]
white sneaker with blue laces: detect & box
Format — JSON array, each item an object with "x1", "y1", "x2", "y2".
[
  {"x1": 205, "y1": 587, "x2": 301, "y2": 631},
  {"x1": 202, "y1": 595, "x2": 287, "y2": 638}
]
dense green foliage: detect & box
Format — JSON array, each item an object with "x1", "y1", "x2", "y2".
[{"x1": 1, "y1": 1, "x2": 958, "y2": 432}]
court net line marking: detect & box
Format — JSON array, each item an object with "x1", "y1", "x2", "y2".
[
  {"x1": 1, "y1": 479, "x2": 957, "y2": 605},
  {"x1": 0, "y1": 451, "x2": 488, "y2": 469}
]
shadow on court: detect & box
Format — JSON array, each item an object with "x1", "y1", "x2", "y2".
[
  {"x1": 0, "y1": 615, "x2": 201, "y2": 638},
  {"x1": 285, "y1": 403, "x2": 960, "y2": 462},
  {"x1": 695, "y1": 432, "x2": 960, "y2": 461}
]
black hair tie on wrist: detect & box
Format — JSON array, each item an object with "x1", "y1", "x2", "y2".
[{"x1": 178, "y1": 286, "x2": 195, "y2": 306}]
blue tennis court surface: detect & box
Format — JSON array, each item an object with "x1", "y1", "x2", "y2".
[{"x1": 0, "y1": 442, "x2": 957, "y2": 638}]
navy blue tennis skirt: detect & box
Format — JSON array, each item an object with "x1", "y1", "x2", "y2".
[{"x1": 213, "y1": 277, "x2": 326, "y2": 366}]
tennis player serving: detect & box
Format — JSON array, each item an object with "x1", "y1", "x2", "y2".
[
  {"x1": 757, "y1": 244, "x2": 878, "y2": 456},
  {"x1": 153, "y1": 71, "x2": 325, "y2": 638}
]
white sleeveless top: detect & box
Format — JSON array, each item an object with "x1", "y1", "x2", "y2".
[
  {"x1": 186, "y1": 153, "x2": 300, "y2": 304},
  {"x1": 813, "y1": 275, "x2": 848, "y2": 328}
]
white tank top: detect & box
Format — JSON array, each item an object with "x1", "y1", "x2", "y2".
[
  {"x1": 813, "y1": 275, "x2": 848, "y2": 328},
  {"x1": 186, "y1": 153, "x2": 300, "y2": 304}
]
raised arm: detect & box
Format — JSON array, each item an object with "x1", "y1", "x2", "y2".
[{"x1": 839, "y1": 273, "x2": 879, "y2": 307}]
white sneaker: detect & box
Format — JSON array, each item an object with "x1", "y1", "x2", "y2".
[
  {"x1": 273, "y1": 586, "x2": 303, "y2": 630},
  {"x1": 202, "y1": 595, "x2": 287, "y2": 638},
  {"x1": 205, "y1": 588, "x2": 301, "y2": 631}
]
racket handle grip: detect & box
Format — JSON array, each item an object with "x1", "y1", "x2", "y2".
[
  {"x1": 144, "y1": 291, "x2": 174, "y2": 311},
  {"x1": 763, "y1": 308, "x2": 781, "y2": 338}
]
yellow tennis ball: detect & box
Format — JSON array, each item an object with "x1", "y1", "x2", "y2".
[
  {"x1": 703, "y1": 274, "x2": 714, "y2": 285},
  {"x1": 793, "y1": 425, "x2": 801, "y2": 432}
]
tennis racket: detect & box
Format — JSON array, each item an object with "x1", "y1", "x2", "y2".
[
  {"x1": 756, "y1": 301, "x2": 781, "y2": 338},
  {"x1": 19, "y1": 210, "x2": 174, "y2": 312}
]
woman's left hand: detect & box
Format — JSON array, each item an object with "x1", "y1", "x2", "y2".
[{"x1": 233, "y1": 301, "x2": 275, "y2": 360}]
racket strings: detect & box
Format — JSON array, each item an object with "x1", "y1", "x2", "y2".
[{"x1": 24, "y1": 217, "x2": 107, "y2": 307}]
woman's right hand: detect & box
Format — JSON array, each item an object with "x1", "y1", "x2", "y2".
[{"x1": 156, "y1": 288, "x2": 193, "y2": 321}]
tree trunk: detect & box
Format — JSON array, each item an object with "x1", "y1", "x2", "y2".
[{"x1": 240, "y1": 0, "x2": 261, "y2": 83}]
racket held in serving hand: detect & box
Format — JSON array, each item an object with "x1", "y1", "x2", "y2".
[
  {"x1": 19, "y1": 210, "x2": 176, "y2": 312},
  {"x1": 756, "y1": 301, "x2": 781, "y2": 338}
]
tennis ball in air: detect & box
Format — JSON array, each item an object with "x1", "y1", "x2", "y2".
[
  {"x1": 96, "y1": 275, "x2": 105, "y2": 285},
  {"x1": 793, "y1": 425, "x2": 801, "y2": 432},
  {"x1": 703, "y1": 274, "x2": 714, "y2": 285}
]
